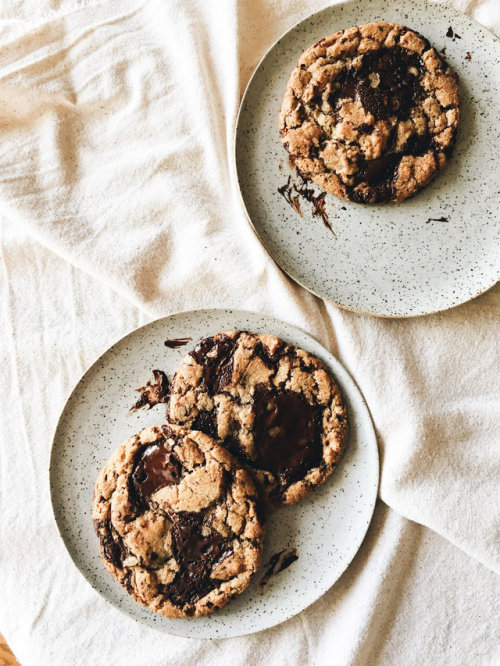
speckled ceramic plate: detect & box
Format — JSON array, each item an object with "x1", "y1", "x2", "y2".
[
  {"x1": 50, "y1": 309, "x2": 378, "y2": 639},
  {"x1": 234, "y1": 0, "x2": 500, "y2": 317}
]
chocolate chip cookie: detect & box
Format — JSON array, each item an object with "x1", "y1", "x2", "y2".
[
  {"x1": 93, "y1": 424, "x2": 264, "y2": 618},
  {"x1": 279, "y1": 21, "x2": 460, "y2": 203},
  {"x1": 167, "y1": 331, "x2": 347, "y2": 509}
]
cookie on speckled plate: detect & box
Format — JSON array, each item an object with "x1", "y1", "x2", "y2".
[
  {"x1": 167, "y1": 331, "x2": 348, "y2": 510},
  {"x1": 279, "y1": 21, "x2": 460, "y2": 203},
  {"x1": 92, "y1": 424, "x2": 265, "y2": 618}
]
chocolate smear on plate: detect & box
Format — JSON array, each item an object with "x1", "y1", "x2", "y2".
[
  {"x1": 278, "y1": 176, "x2": 302, "y2": 216},
  {"x1": 164, "y1": 337, "x2": 192, "y2": 349},
  {"x1": 426, "y1": 216, "x2": 449, "y2": 224},
  {"x1": 278, "y1": 174, "x2": 335, "y2": 236}
]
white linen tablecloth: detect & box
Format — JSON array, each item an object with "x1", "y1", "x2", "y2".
[{"x1": 0, "y1": 1, "x2": 499, "y2": 664}]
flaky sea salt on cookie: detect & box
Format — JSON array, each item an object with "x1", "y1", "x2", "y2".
[
  {"x1": 93, "y1": 424, "x2": 264, "y2": 618},
  {"x1": 279, "y1": 21, "x2": 459, "y2": 203},
  {"x1": 167, "y1": 331, "x2": 348, "y2": 510}
]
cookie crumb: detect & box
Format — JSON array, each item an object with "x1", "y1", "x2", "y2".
[
  {"x1": 446, "y1": 26, "x2": 461, "y2": 41},
  {"x1": 465, "y1": 52, "x2": 472, "y2": 61},
  {"x1": 260, "y1": 548, "x2": 298, "y2": 587},
  {"x1": 130, "y1": 369, "x2": 169, "y2": 411}
]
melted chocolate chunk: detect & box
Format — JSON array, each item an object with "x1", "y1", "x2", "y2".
[
  {"x1": 97, "y1": 520, "x2": 129, "y2": 569},
  {"x1": 350, "y1": 128, "x2": 433, "y2": 202},
  {"x1": 403, "y1": 132, "x2": 433, "y2": 156},
  {"x1": 192, "y1": 410, "x2": 218, "y2": 440},
  {"x1": 131, "y1": 370, "x2": 169, "y2": 411},
  {"x1": 358, "y1": 123, "x2": 374, "y2": 133},
  {"x1": 325, "y1": 45, "x2": 433, "y2": 202},
  {"x1": 363, "y1": 154, "x2": 401, "y2": 185},
  {"x1": 190, "y1": 335, "x2": 237, "y2": 393},
  {"x1": 330, "y1": 46, "x2": 424, "y2": 122},
  {"x1": 260, "y1": 548, "x2": 298, "y2": 587},
  {"x1": 164, "y1": 513, "x2": 231, "y2": 607},
  {"x1": 164, "y1": 337, "x2": 192, "y2": 349},
  {"x1": 254, "y1": 341, "x2": 279, "y2": 368},
  {"x1": 224, "y1": 433, "x2": 252, "y2": 465},
  {"x1": 253, "y1": 386, "x2": 322, "y2": 485},
  {"x1": 131, "y1": 440, "x2": 183, "y2": 501}
]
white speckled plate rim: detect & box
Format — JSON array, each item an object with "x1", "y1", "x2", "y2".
[
  {"x1": 233, "y1": 0, "x2": 500, "y2": 318},
  {"x1": 49, "y1": 308, "x2": 379, "y2": 639}
]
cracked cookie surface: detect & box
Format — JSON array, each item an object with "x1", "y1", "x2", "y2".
[
  {"x1": 93, "y1": 424, "x2": 264, "y2": 618},
  {"x1": 279, "y1": 21, "x2": 460, "y2": 203},
  {"x1": 167, "y1": 331, "x2": 348, "y2": 509}
]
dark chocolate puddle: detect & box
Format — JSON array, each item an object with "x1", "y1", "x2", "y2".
[
  {"x1": 130, "y1": 438, "x2": 183, "y2": 502},
  {"x1": 161, "y1": 512, "x2": 232, "y2": 611},
  {"x1": 253, "y1": 386, "x2": 322, "y2": 486}
]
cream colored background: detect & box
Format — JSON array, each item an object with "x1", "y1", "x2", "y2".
[{"x1": 0, "y1": 1, "x2": 499, "y2": 664}]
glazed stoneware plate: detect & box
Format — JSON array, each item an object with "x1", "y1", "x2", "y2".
[
  {"x1": 234, "y1": 0, "x2": 500, "y2": 317},
  {"x1": 50, "y1": 309, "x2": 378, "y2": 639}
]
